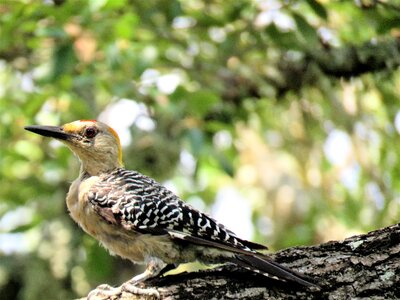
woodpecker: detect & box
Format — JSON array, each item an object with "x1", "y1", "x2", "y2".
[{"x1": 25, "y1": 120, "x2": 317, "y2": 298}]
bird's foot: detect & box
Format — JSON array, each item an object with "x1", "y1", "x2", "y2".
[
  {"x1": 87, "y1": 282, "x2": 160, "y2": 300},
  {"x1": 121, "y1": 281, "x2": 160, "y2": 299},
  {"x1": 87, "y1": 284, "x2": 122, "y2": 300}
]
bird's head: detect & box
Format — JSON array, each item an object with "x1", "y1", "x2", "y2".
[{"x1": 25, "y1": 120, "x2": 123, "y2": 176}]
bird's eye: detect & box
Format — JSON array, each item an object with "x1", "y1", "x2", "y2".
[{"x1": 84, "y1": 127, "x2": 97, "y2": 138}]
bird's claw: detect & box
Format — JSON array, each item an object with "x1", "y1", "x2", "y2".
[
  {"x1": 121, "y1": 281, "x2": 160, "y2": 299},
  {"x1": 87, "y1": 284, "x2": 122, "y2": 300},
  {"x1": 87, "y1": 282, "x2": 160, "y2": 300}
]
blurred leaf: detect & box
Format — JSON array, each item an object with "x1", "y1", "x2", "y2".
[
  {"x1": 9, "y1": 220, "x2": 40, "y2": 233},
  {"x1": 266, "y1": 24, "x2": 302, "y2": 50},
  {"x1": 376, "y1": 17, "x2": 400, "y2": 34},
  {"x1": 214, "y1": 151, "x2": 234, "y2": 177},
  {"x1": 187, "y1": 90, "x2": 220, "y2": 116},
  {"x1": 104, "y1": 0, "x2": 127, "y2": 9},
  {"x1": 293, "y1": 13, "x2": 319, "y2": 47},
  {"x1": 114, "y1": 13, "x2": 139, "y2": 39},
  {"x1": 187, "y1": 128, "x2": 204, "y2": 157},
  {"x1": 306, "y1": 0, "x2": 328, "y2": 20},
  {"x1": 51, "y1": 42, "x2": 77, "y2": 81}
]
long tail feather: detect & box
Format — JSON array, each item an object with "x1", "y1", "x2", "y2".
[{"x1": 229, "y1": 254, "x2": 319, "y2": 288}]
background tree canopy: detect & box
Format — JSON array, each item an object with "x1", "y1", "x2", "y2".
[{"x1": 1, "y1": 0, "x2": 399, "y2": 299}]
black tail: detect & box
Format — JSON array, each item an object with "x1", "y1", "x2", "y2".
[{"x1": 229, "y1": 254, "x2": 319, "y2": 288}]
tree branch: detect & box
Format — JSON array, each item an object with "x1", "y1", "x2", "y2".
[
  {"x1": 84, "y1": 223, "x2": 400, "y2": 299},
  {"x1": 309, "y1": 38, "x2": 400, "y2": 78},
  {"x1": 219, "y1": 38, "x2": 400, "y2": 101}
]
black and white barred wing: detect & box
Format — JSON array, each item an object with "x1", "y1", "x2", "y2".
[{"x1": 87, "y1": 168, "x2": 267, "y2": 255}]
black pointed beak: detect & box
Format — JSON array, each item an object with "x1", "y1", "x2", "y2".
[{"x1": 24, "y1": 125, "x2": 72, "y2": 141}]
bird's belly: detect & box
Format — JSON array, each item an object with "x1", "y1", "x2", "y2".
[
  {"x1": 97, "y1": 229, "x2": 183, "y2": 265},
  {"x1": 69, "y1": 200, "x2": 182, "y2": 264},
  {"x1": 70, "y1": 205, "x2": 149, "y2": 262}
]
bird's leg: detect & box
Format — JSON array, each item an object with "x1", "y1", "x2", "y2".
[
  {"x1": 87, "y1": 258, "x2": 166, "y2": 300},
  {"x1": 121, "y1": 257, "x2": 166, "y2": 297}
]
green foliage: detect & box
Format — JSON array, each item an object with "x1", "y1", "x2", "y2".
[{"x1": 1, "y1": 0, "x2": 400, "y2": 298}]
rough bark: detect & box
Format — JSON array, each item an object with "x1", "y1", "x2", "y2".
[{"x1": 83, "y1": 223, "x2": 400, "y2": 300}]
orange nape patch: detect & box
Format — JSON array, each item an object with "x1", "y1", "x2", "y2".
[
  {"x1": 107, "y1": 126, "x2": 121, "y2": 144},
  {"x1": 107, "y1": 126, "x2": 123, "y2": 165}
]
